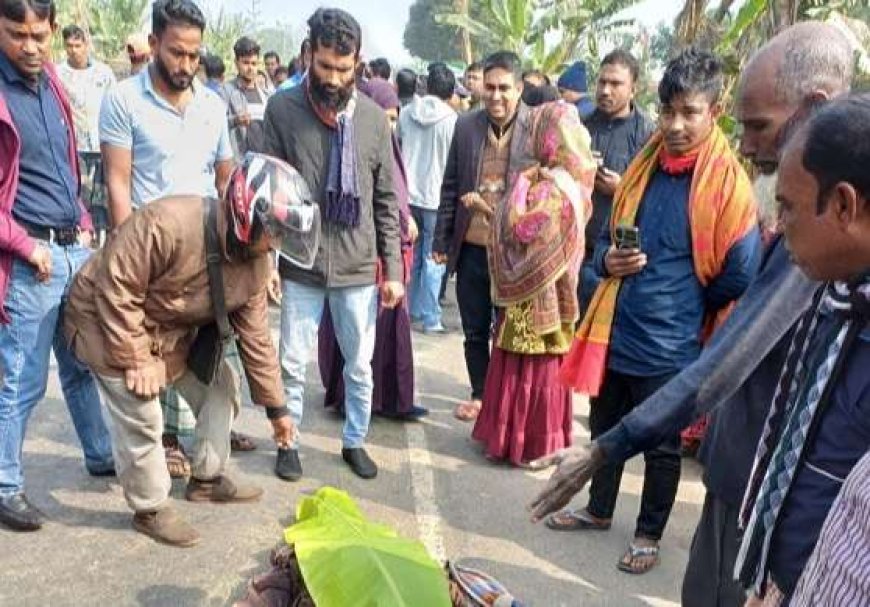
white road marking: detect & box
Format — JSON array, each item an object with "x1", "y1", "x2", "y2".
[{"x1": 405, "y1": 422, "x2": 448, "y2": 564}]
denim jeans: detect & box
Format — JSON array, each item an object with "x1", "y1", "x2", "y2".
[
  {"x1": 0, "y1": 243, "x2": 114, "y2": 496},
  {"x1": 455, "y1": 244, "x2": 495, "y2": 400},
  {"x1": 409, "y1": 206, "x2": 445, "y2": 329},
  {"x1": 587, "y1": 369, "x2": 680, "y2": 541},
  {"x1": 279, "y1": 280, "x2": 377, "y2": 448}
]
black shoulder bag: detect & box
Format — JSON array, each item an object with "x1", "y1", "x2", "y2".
[{"x1": 186, "y1": 197, "x2": 235, "y2": 385}]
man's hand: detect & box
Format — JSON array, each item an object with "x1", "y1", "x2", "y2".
[
  {"x1": 528, "y1": 443, "x2": 606, "y2": 523},
  {"x1": 461, "y1": 192, "x2": 492, "y2": 217},
  {"x1": 432, "y1": 252, "x2": 448, "y2": 265},
  {"x1": 381, "y1": 280, "x2": 405, "y2": 309},
  {"x1": 267, "y1": 269, "x2": 282, "y2": 305},
  {"x1": 595, "y1": 167, "x2": 622, "y2": 197},
  {"x1": 604, "y1": 245, "x2": 647, "y2": 278},
  {"x1": 124, "y1": 360, "x2": 167, "y2": 400},
  {"x1": 270, "y1": 415, "x2": 296, "y2": 448},
  {"x1": 236, "y1": 112, "x2": 252, "y2": 127},
  {"x1": 27, "y1": 242, "x2": 52, "y2": 283},
  {"x1": 79, "y1": 230, "x2": 94, "y2": 249},
  {"x1": 408, "y1": 216, "x2": 419, "y2": 244}
]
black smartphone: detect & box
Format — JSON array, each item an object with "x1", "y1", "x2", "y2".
[{"x1": 614, "y1": 225, "x2": 641, "y2": 250}]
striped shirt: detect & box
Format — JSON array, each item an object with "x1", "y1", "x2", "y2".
[{"x1": 791, "y1": 450, "x2": 870, "y2": 606}]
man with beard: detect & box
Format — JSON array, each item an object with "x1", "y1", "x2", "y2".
[
  {"x1": 263, "y1": 50, "x2": 280, "y2": 93},
  {"x1": 579, "y1": 50, "x2": 654, "y2": 314},
  {"x1": 99, "y1": 0, "x2": 235, "y2": 479},
  {"x1": 529, "y1": 22, "x2": 853, "y2": 605},
  {"x1": 264, "y1": 8, "x2": 403, "y2": 482},
  {"x1": 224, "y1": 36, "x2": 270, "y2": 159}
]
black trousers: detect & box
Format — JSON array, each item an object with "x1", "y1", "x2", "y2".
[
  {"x1": 681, "y1": 491, "x2": 747, "y2": 607},
  {"x1": 455, "y1": 244, "x2": 495, "y2": 400},
  {"x1": 587, "y1": 369, "x2": 681, "y2": 540}
]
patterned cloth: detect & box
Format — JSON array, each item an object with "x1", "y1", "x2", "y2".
[
  {"x1": 490, "y1": 102, "x2": 596, "y2": 351},
  {"x1": 736, "y1": 277, "x2": 870, "y2": 593},
  {"x1": 559, "y1": 125, "x2": 757, "y2": 396}
]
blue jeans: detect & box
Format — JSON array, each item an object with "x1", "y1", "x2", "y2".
[
  {"x1": 0, "y1": 244, "x2": 114, "y2": 496},
  {"x1": 279, "y1": 280, "x2": 377, "y2": 448},
  {"x1": 409, "y1": 207, "x2": 444, "y2": 330}
]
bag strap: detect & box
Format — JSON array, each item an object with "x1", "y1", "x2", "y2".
[{"x1": 203, "y1": 197, "x2": 233, "y2": 341}]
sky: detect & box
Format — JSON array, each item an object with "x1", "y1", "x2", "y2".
[{"x1": 201, "y1": 0, "x2": 686, "y2": 64}]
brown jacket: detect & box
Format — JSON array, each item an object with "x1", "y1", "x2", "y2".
[{"x1": 64, "y1": 197, "x2": 283, "y2": 407}]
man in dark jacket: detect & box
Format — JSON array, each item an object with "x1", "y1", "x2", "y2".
[
  {"x1": 580, "y1": 49, "x2": 654, "y2": 313},
  {"x1": 264, "y1": 8, "x2": 403, "y2": 482},
  {"x1": 432, "y1": 51, "x2": 531, "y2": 423}
]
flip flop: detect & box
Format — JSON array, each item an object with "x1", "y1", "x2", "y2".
[
  {"x1": 164, "y1": 445, "x2": 191, "y2": 479},
  {"x1": 616, "y1": 542, "x2": 660, "y2": 574},
  {"x1": 453, "y1": 401, "x2": 481, "y2": 422},
  {"x1": 545, "y1": 509, "x2": 612, "y2": 531}
]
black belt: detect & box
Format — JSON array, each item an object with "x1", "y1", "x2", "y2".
[{"x1": 22, "y1": 223, "x2": 80, "y2": 246}]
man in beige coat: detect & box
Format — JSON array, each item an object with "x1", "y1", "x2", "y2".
[{"x1": 64, "y1": 155, "x2": 309, "y2": 547}]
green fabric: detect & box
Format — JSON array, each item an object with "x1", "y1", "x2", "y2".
[
  {"x1": 284, "y1": 487, "x2": 451, "y2": 607},
  {"x1": 496, "y1": 299, "x2": 574, "y2": 354}
]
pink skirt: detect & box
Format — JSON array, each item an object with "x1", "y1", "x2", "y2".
[{"x1": 472, "y1": 346, "x2": 573, "y2": 466}]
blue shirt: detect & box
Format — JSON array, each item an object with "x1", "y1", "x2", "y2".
[
  {"x1": 99, "y1": 67, "x2": 233, "y2": 206},
  {"x1": 768, "y1": 321, "x2": 870, "y2": 596},
  {"x1": 594, "y1": 169, "x2": 761, "y2": 376},
  {"x1": 0, "y1": 53, "x2": 80, "y2": 228}
]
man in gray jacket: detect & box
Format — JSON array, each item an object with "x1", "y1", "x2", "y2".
[
  {"x1": 399, "y1": 63, "x2": 458, "y2": 334},
  {"x1": 264, "y1": 8, "x2": 403, "y2": 482}
]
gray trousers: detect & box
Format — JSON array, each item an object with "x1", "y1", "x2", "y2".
[
  {"x1": 95, "y1": 361, "x2": 239, "y2": 513},
  {"x1": 682, "y1": 491, "x2": 748, "y2": 607}
]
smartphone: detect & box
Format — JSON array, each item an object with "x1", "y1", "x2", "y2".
[{"x1": 614, "y1": 225, "x2": 641, "y2": 251}]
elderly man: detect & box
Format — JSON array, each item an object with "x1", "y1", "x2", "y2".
[{"x1": 530, "y1": 21, "x2": 854, "y2": 606}]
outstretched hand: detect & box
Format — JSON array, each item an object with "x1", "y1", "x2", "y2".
[{"x1": 527, "y1": 443, "x2": 606, "y2": 523}]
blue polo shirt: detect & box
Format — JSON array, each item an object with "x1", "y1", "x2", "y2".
[
  {"x1": 99, "y1": 66, "x2": 232, "y2": 206},
  {"x1": 0, "y1": 54, "x2": 80, "y2": 228},
  {"x1": 593, "y1": 168, "x2": 760, "y2": 377}
]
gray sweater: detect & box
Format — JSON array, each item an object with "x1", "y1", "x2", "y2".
[{"x1": 264, "y1": 85, "x2": 402, "y2": 287}]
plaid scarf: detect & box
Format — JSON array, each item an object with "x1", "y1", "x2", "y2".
[
  {"x1": 306, "y1": 81, "x2": 360, "y2": 227},
  {"x1": 736, "y1": 274, "x2": 870, "y2": 593}
]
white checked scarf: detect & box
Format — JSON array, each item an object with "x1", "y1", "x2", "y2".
[{"x1": 735, "y1": 275, "x2": 870, "y2": 593}]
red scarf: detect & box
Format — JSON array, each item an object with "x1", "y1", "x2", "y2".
[{"x1": 658, "y1": 147, "x2": 700, "y2": 175}]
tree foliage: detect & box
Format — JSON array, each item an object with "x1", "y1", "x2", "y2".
[{"x1": 403, "y1": 0, "x2": 499, "y2": 64}]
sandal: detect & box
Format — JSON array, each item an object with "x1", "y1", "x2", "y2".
[
  {"x1": 164, "y1": 445, "x2": 191, "y2": 479},
  {"x1": 546, "y1": 508, "x2": 612, "y2": 532},
  {"x1": 453, "y1": 400, "x2": 481, "y2": 422},
  {"x1": 230, "y1": 431, "x2": 257, "y2": 452},
  {"x1": 617, "y1": 541, "x2": 660, "y2": 574}
]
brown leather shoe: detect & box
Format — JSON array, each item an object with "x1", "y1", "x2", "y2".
[
  {"x1": 132, "y1": 508, "x2": 200, "y2": 547},
  {"x1": 185, "y1": 475, "x2": 263, "y2": 503}
]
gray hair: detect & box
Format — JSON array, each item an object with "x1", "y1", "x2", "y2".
[{"x1": 771, "y1": 21, "x2": 855, "y2": 105}]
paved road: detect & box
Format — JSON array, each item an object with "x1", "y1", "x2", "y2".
[{"x1": 0, "y1": 289, "x2": 704, "y2": 606}]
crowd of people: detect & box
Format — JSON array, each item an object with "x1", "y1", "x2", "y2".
[{"x1": 0, "y1": 0, "x2": 867, "y2": 604}]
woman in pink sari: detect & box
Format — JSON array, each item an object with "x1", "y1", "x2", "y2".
[{"x1": 472, "y1": 102, "x2": 595, "y2": 465}]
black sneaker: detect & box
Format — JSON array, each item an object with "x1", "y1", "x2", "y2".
[
  {"x1": 0, "y1": 493, "x2": 44, "y2": 531},
  {"x1": 341, "y1": 447, "x2": 378, "y2": 479},
  {"x1": 275, "y1": 448, "x2": 303, "y2": 482}
]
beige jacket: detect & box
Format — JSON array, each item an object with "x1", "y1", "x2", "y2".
[{"x1": 65, "y1": 196, "x2": 283, "y2": 407}]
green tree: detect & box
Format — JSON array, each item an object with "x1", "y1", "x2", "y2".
[
  {"x1": 403, "y1": 0, "x2": 499, "y2": 64},
  {"x1": 433, "y1": 0, "x2": 641, "y2": 73},
  {"x1": 202, "y1": 8, "x2": 252, "y2": 73}
]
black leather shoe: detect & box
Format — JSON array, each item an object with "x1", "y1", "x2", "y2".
[
  {"x1": 275, "y1": 448, "x2": 303, "y2": 482},
  {"x1": 88, "y1": 465, "x2": 117, "y2": 477},
  {"x1": 342, "y1": 448, "x2": 378, "y2": 479},
  {"x1": 0, "y1": 493, "x2": 44, "y2": 531}
]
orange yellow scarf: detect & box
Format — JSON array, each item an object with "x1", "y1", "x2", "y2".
[{"x1": 559, "y1": 125, "x2": 757, "y2": 396}]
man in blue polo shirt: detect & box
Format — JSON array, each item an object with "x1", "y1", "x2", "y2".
[
  {"x1": 0, "y1": 0, "x2": 114, "y2": 532},
  {"x1": 99, "y1": 0, "x2": 234, "y2": 478}
]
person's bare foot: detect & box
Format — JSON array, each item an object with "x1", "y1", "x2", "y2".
[
  {"x1": 453, "y1": 399, "x2": 481, "y2": 422},
  {"x1": 617, "y1": 536, "x2": 659, "y2": 574}
]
